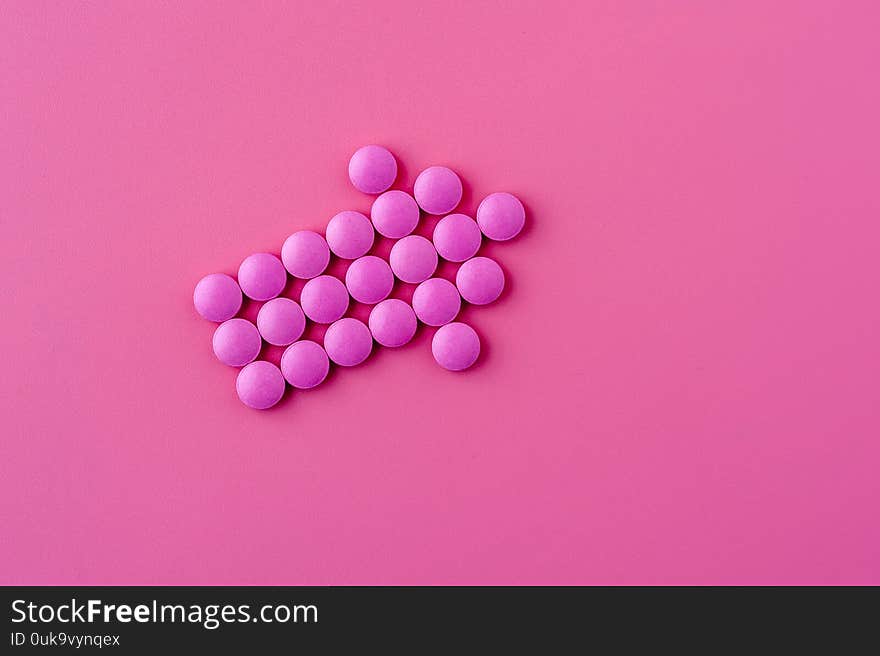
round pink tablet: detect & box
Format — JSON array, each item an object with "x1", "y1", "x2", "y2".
[
  {"x1": 368, "y1": 298, "x2": 417, "y2": 348},
  {"x1": 370, "y1": 190, "x2": 419, "y2": 238},
  {"x1": 456, "y1": 256, "x2": 505, "y2": 306},
  {"x1": 326, "y1": 211, "x2": 375, "y2": 259},
  {"x1": 432, "y1": 213, "x2": 481, "y2": 262},
  {"x1": 212, "y1": 318, "x2": 261, "y2": 367},
  {"x1": 324, "y1": 317, "x2": 373, "y2": 367},
  {"x1": 193, "y1": 273, "x2": 242, "y2": 322},
  {"x1": 280, "y1": 340, "x2": 330, "y2": 389},
  {"x1": 412, "y1": 278, "x2": 461, "y2": 326},
  {"x1": 281, "y1": 230, "x2": 330, "y2": 279},
  {"x1": 389, "y1": 235, "x2": 438, "y2": 283},
  {"x1": 432, "y1": 322, "x2": 480, "y2": 371},
  {"x1": 256, "y1": 297, "x2": 305, "y2": 346},
  {"x1": 476, "y1": 192, "x2": 525, "y2": 241},
  {"x1": 300, "y1": 275, "x2": 349, "y2": 324},
  {"x1": 413, "y1": 166, "x2": 463, "y2": 215},
  {"x1": 348, "y1": 145, "x2": 397, "y2": 194},
  {"x1": 238, "y1": 253, "x2": 287, "y2": 301},
  {"x1": 345, "y1": 255, "x2": 393, "y2": 304},
  {"x1": 236, "y1": 360, "x2": 285, "y2": 410}
]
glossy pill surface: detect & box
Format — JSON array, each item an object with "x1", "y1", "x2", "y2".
[
  {"x1": 389, "y1": 235, "x2": 438, "y2": 284},
  {"x1": 326, "y1": 211, "x2": 375, "y2": 260},
  {"x1": 256, "y1": 297, "x2": 306, "y2": 346},
  {"x1": 348, "y1": 145, "x2": 397, "y2": 194},
  {"x1": 412, "y1": 278, "x2": 461, "y2": 326},
  {"x1": 236, "y1": 360, "x2": 285, "y2": 410},
  {"x1": 280, "y1": 340, "x2": 330, "y2": 389},
  {"x1": 281, "y1": 230, "x2": 330, "y2": 279},
  {"x1": 368, "y1": 298, "x2": 417, "y2": 348},
  {"x1": 456, "y1": 256, "x2": 505, "y2": 306},
  {"x1": 432, "y1": 322, "x2": 480, "y2": 371},
  {"x1": 345, "y1": 255, "x2": 394, "y2": 304},
  {"x1": 300, "y1": 275, "x2": 349, "y2": 324},
  {"x1": 476, "y1": 192, "x2": 525, "y2": 241},
  {"x1": 238, "y1": 253, "x2": 287, "y2": 301},
  {"x1": 193, "y1": 273, "x2": 242, "y2": 322},
  {"x1": 370, "y1": 190, "x2": 419, "y2": 239},
  {"x1": 432, "y1": 213, "x2": 481, "y2": 262},
  {"x1": 212, "y1": 318, "x2": 261, "y2": 367},
  {"x1": 324, "y1": 317, "x2": 373, "y2": 367},
  {"x1": 413, "y1": 166, "x2": 463, "y2": 215}
]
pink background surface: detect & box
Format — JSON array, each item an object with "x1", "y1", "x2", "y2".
[{"x1": 2, "y1": 2, "x2": 878, "y2": 585}]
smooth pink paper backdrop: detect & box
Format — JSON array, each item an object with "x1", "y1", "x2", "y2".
[{"x1": 2, "y1": 2, "x2": 878, "y2": 584}]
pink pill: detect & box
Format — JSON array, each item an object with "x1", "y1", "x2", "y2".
[
  {"x1": 256, "y1": 297, "x2": 305, "y2": 346},
  {"x1": 348, "y1": 145, "x2": 397, "y2": 194},
  {"x1": 281, "y1": 230, "x2": 330, "y2": 279},
  {"x1": 412, "y1": 278, "x2": 461, "y2": 326},
  {"x1": 236, "y1": 360, "x2": 285, "y2": 410},
  {"x1": 345, "y1": 255, "x2": 394, "y2": 305},
  {"x1": 300, "y1": 275, "x2": 349, "y2": 324},
  {"x1": 389, "y1": 235, "x2": 438, "y2": 283},
  {"x1": 370, "y1": 190, "x2": 419, "y2": 238},
  {"x1": 456, "y1": 256, "x2": 505, "y2": 306},
  {"x1": 432, "y1": 213, "x2": 481, "y2": 262},
  {"x1": 280, "y1": 340, "x2": 329, "y2": 389},
  {"x1": 193, "y1": 273, "x2": 242, "y2": 322},
  {"x1": 368, "y1": 298, "x2": 417, "y2": 348},
  {"x1": 476, "y1": 192, "x2": 525, "y2": 241},
  {"x1": 324, "y1": 317, "x2": 373, "y2": 367},
  {"x1": 326, "y1": 211, "x2": 375, "y2": 260},
  {"x1": 413, "y1": 166, "x2": 462, "y2": 215},
  {"x1": 432, "y1": 322, "x2": 480, "y2": 371},
  {"x1": 212, "y1": 318, "x2": 261, "y2": 367},
  {"x1": 238, "y1": 253, "x2": 287, "y2": 301}
]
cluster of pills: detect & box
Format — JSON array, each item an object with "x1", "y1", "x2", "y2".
[{"x1": 192, "y1": 145, "x2": 525, "y2": 409}]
